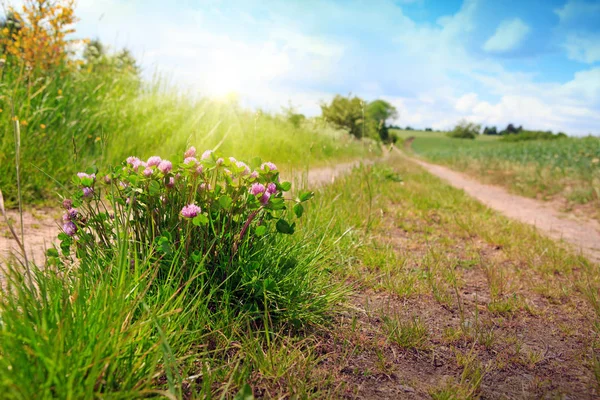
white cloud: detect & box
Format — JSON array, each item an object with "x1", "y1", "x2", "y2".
[
  {"x1": 483, "y1": 18, "x2": 530, "y2": 53},
  {"x1": 562, "y1": 32, "x2": 600, "y2": 64},
  {"x1": 554, "y1": 0, "x2": 600, "y2": 23}
]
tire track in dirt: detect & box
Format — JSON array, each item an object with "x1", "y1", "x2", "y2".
[{"x1": 397, "y1": 147, "x2": 600, "y2": 264}]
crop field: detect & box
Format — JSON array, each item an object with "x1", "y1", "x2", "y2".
[
  {"x1": 1, "y1": 1, "x2": 600, "y2": 399},
  {"x1": 396, "y1": 129, "x2": 600, "y2": 215}
]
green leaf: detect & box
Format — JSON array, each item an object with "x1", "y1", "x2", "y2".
[
  {"x1": 293, "y1": 203, "x2": 304, "y2": 218},
  {"x1": 218, "y1": 195, "x2": 233, "y2": 210},
  {"x1": 255, "y1": 225, "x2": 267, "y2": 236},
  {"x1": 234, "y1": 383, "x2": 254, "y2": 400},
  {"x1": 278, "y1": 181, "x2": 292, "y2": 191},
  {"x1": 276, "y1": 219, "x2": 295, "y2": 234},
  {"x1": 192, "y1": 214, "x2": 209, "y2": 226},
  {"x1": 46, "y1": 248, "x2": 59, "y2": 257},
  {"x1": 298, "y1": 191, "x2": 314, "y2": 202},
  {"x1": 266, "y1": 197, "x2": 286, "y2": 210},
  {"x1": 148, "y1": 180, "x2": 161, "y2": 195}
]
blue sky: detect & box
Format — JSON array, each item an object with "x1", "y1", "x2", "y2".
[{"x1": 70, "y1": 0, "x2": 600, "y2": 134}]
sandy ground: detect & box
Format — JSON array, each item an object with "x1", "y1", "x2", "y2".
[
  {"x1": 0, "y1": 160, "x2": 372, "y2": 265},
  {"x1": 405, "y1": 151, "x2": 600, "y2": 264}
]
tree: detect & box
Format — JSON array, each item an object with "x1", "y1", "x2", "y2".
[
  {"x1": 320, "y1": 95, "x2": 366, "y2": 138},
  {"x1": 366, "y1": 100, "x2": 397, "y2": 143},
  {"x1": 483, "y1": 126, "x2": 498, "y2": 135},
  {"x1": 448, "y1": 120, "x2": 481, "y2": 139}
]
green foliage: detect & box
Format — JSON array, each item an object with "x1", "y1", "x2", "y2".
[
  {"x1": 320, "y1": 94, "x2": 366, "y2": 138},
  {"x1": 500, "y1": 130, "x2": 567, "y2": 142},
  {"x1": 447, "y1": 120, "x2": 481, "y2": 139},
  {"x1": 55, "y1": 150, "x2": 318, "y2": 322}
]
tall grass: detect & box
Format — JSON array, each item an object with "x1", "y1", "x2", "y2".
[{"x1": 0, "y1": 65, "x2": 377, "y2": 206}]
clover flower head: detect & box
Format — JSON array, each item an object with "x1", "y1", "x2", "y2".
[
  {"x1": 236, "y1": 161, "x2": 250, "y2": 175},
  {"x1": 260, "y1": 192, "x2": 271, "y2": 205},
  {"x1": 77, "y1": 172, "x2": 96, "y2": 182},
  {"x1": 266, "y1": 182, "x2": 277, "y2": 194},
  {"x1": 143, "y1": 167, "x2": 153, "y2": 177},
  {"x1": 184, "y1": 157, "x2": 197, "y2": 165},
  {"x1": 216, "y1": 157, "x2": 224, "y2": 166},
  {"x1": 181, "y1": 203, "x2": 201, "y2": 218},
  {"x1": 261, "y1": 162, "x2": 277, "y2": 172},
  {"x1": 199, "y1": 182, "x2": 210, "y2": 191},
  {"x1": 63, "y1": 221, "x2": 77, "y2": 237},
  {"x1": 147, "y1": 156, "x2": 162, "y2": 167},
  {"x1": 62, "y1": 208, "x2": 78, "y2": 222},
  {"x1": 82, "y1": 187, "x2": 94, "y2": 198},
  {"x1": 250, "y1": 171, "x2": 259, "y2": 179},
  {"x1": 201, "y1": 150, "x2": 212, "y2": 160},
  {"x1": 103, "y1": 175, "x2": 112, "y2": 184},
  {"x1": 119, "y1": 181, "x2": 129, "y2": 189},
  {"x1": 196, "y1": 165, "x2": 204, "y2": 175},
  {"x1": 62, "y1": 198, "x2": 73, "y2": 209},
  {"x1": 126, "y1": 156, "x2": 140, "y2": 166},
  {"x1": 158, "y1": 160, "x2": 172, "y2": 174},
  {"x1": 166, "y1": 176, "x2": 175, "y2": 188},
  {"x1": 249, "y1": 183, "x2": 266, "y2": 196},
  {"x1": 229, "y1": 157, "x2": 237, "y2": 163},
  {"x1": 184, "y1": 146, "x2": 196, "y2": 158}
]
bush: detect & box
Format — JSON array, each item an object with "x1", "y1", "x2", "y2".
[
  {"x1": 53, "y1": 147, "x2": 318, "y2": 323},
  {"x1": 500, "y1": 130, "x2": 568, "y2": 142},
  {"x1": 447, "y1": 120, "x2": 481, "y2": 139}
]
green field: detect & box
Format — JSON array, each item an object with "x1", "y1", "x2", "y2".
[{"x1": 395, "y1": 129, "x2": 600, "y2": 212}]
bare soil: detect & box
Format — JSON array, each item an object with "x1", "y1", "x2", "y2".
[{"x1": 401, "y1": 149, "x2": 600, "y2": 264}]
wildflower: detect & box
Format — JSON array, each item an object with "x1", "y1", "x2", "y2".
[
  {"x1": 199, "y1": 182, "x2": 210, "y2": 191},
  {"x1": 216, "y1": 158, "x2": 224, "y2": 166},
  {"x1": 126, "y1": 156, "x2": 141, "y2": 166},
  {"x1": 181, "y1": 203, "x2": 201, "y2": 218},
  {"x1": 21, "y1": 120, "x2": 28, "y2": 126},
  {"x1": 63, "y1": 221, "x2": 77, "y2": 236},
  {"x1": 236, "y1": 161, "x2": 250, "y2": 175},
  {"x1": 196, "y1": 165, "x2": 204, "y2": 175},
  {"x1": 103, "y1": 175, "x2": 112, "y2": 184},
  {"x1": 201, "y1": 150, "x2": 212, "y2": 160},
  {"x1": 249, "y1": 171, "x2": 259, "y2": 179},
  {"x1": 62, "y1": 208, "x2": 78, "y2": 222},
  {"x1": 158, "y1": 160, "x2": 173, "y2": 174},
  {"x1": 77, "y1": 172, "x2": 96, "y2": 181},
  {"x1": 143, "y1": 167, "x2": 153, "y2": 177},
  {"x1": 62, "y1": 198, "x2": 73, "y2": 209},
  {"x1": 166, "y1": 177, "x2": 175, "y2": 188},
  {"x1": 82, "y1": 187, "x2": 94, "y2": 198},
  {"x1": 147, "y1": 156, "x2": 162, "y2": 166},
  {"x1": 184, "y1": 157, "x2": 197, "y2": 165},
  {"x1": 260, "y1": 192, "x2": 271, "y2": 205},
  {"x1": 119, "y1": 181, "x2": 129, "y2": 189},
  {"x1": 249, "y1": 183, "x2": 266, "y2": 196},
  {"x1": 266, "y1": 182, "x2": 277, "y2": 194},
  {"x1": 58, "y1": 89, "x2": 63, "y2": 95},
  {"x1": 184, "y1": 146, "x2": 196, "y2": 158},
  {"x1": 40, "y1": 124, "x2": 46, "y2": 129},
  {"x1": 261, "y1": 162, "x2": 277, "y2": 172},
  {"x1": 229, "y1": 157, "x2": 237, "y2": 163}
]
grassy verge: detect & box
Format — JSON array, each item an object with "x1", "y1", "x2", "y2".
[
  {"x1": 393, "y1": 129, "x2": 600, "y2": 216},
  {"x1": 2, "y1": 153, "x2": 598, "y2": 398}
]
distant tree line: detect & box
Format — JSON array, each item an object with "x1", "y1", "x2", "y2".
[{"x1": 447, "y1": 121, "x2": 569, "y2": 141}]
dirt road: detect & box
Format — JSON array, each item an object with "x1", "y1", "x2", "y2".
[{"x1": 405, "y1": 151, "x2": 600, "y2": 264}]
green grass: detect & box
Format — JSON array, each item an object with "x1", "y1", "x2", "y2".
[
  {"x1": 0, "y1": 67, "x2": 377, "y2": 206},
  {"x1": 394, "y1": 129, "x2": 600, "y2": 209}
]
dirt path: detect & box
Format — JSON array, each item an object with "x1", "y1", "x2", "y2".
[
  {"x1": 400, "y1": 149, "x2": 600, "y2": 264},
  {"x1": 0, "y1": 160, "x2": 371, "y2": 265}
]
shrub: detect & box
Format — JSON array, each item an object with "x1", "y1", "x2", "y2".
[
  {"x1": 53, "y1": 147, "x2": 316, "y2": 322},
  {"x1": 500, "y1": 130, "x2": 567, "y2": 142},
  {"x1": 447, "y1": 120, "x2": 481, "y2": 139}
]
